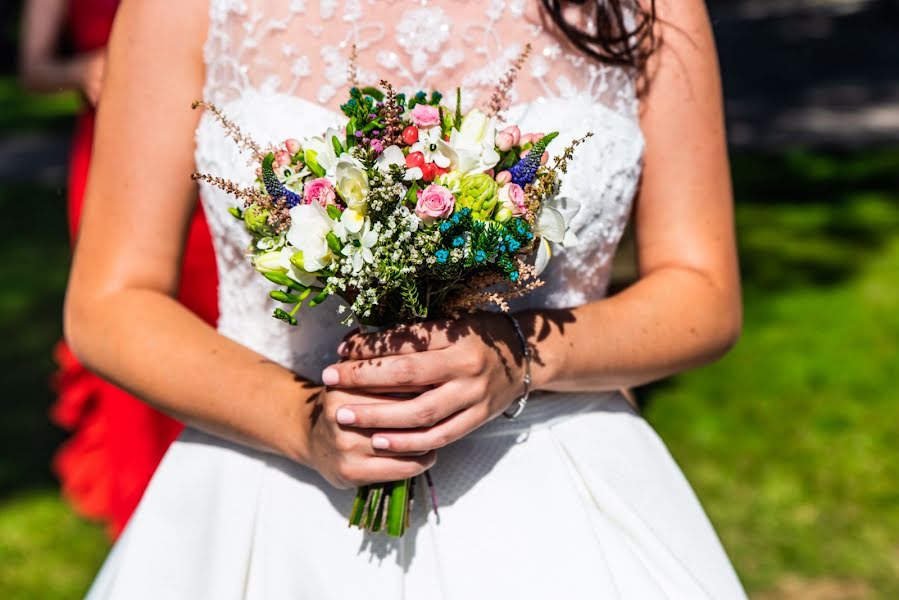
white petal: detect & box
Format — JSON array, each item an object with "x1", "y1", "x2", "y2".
[
  {"x1": 341, "y1": 209, "x2": 365, "y2": 234},
  {"x1": 376, "y1": 145, "x2": 405, "y2": 172},
  {"x1": 361, "y1": 229, "x2": 379, "y2": 247},
  {"x1": 536, "y1": 206, "x2": 566, "y2": 243},
  {"x1": 404, "y1": 167, "x2": 423, "y2": 181},
  {"x1": 534, "y1": 238, "x2": 552, "y2": 276}
]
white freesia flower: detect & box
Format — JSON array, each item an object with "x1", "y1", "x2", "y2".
[
  {"x1": 341, "y1": 217, "x2": 379, "y2": 274},
  {"x1": 285, "y1": 203, "x2": 336, "y2": 273},
  {"x1": 303, "y1": 127, "x2": 342, "y2": 178},
  {"x1": 376, "y1": 145, "x2": 423, "y2": 180},
  {"x1": 335, "y1": 156, "x2": 369, "y2": 211},
  {"x1": 533, "y1": 196, "x2": 581, "y2": 275},
  {"x1": 411, "y1": 128, "x2": 455, "y2": 169},
  {"x1": 449, "y1": 109, "x2": 500, "y2": 174},
  {"x1": 254, "y1": 247, "x2": 320, "y2": 286},
  {"x1": 332, "y1": 207, "x2": 366, "y2": 240}
]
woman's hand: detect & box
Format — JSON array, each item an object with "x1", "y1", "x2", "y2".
[
  {"x1": 74, "y1": 50, "x2": 106, "y2": 106},
  {"x1": 321, "y1": 313, "x2": 527, "y2": 454},
  {"x1": 305, "y1": 386, "x2": 437, "y2": 489}
]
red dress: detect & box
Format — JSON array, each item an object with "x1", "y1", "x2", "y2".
[{"x1": 53, "y1": 0, "x2": 219, "y2": 538}]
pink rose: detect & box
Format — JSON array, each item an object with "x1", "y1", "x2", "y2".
[
  {"x1": 415, "y1": 184, "x2": 455, "y2": 224},
  {"x1": 410, "y1": 104, "x2": 441, "y2": 129},
  {"x1": 303, "y1": 177, "x2": 336, "y2": 208},
  {"x1": 498, "y1": 183, "x2": 527, "y2": 217}
]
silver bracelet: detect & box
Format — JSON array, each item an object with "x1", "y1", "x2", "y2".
[{"x1": 502, "y1": 313, "x2": 532, "y2": 419}]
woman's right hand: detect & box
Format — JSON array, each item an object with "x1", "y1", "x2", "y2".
[{"x1": 304, "y1": 386, "x2": 437, "y2": 489}]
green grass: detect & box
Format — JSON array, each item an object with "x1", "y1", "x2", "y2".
[
  {"x1": 1, "y1": 146, "x2": 898, "y2": 597},
  {"x1": 0, "y1": 180, "x2": 109, "y2": 598},
  {"x1": 643, "y1": 149, "x2": 899, "y2": 596},
  {"x1": 0, "y1": 77, "x2": 80, "y2": 133},
  {"x1": 0, "y1": 491, "x2": 107, "y2": 599}
]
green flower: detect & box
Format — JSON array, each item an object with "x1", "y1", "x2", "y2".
[
  {"x1": 243, "y1": 204, "x2": 274, "y2": 237},
  {"x1": 457, "y1": 173, "x2": 499, "y2": 220}
]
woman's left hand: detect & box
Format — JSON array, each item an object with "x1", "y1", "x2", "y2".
[{"x1": 322, "y1": 313, "x2": 527, "y2": 454}]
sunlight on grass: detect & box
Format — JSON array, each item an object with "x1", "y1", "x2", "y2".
[
  {"x1": 0, "y1": 491, "x2": 107, "y2": 598},
  {"x1": 644, "y1": 152, "x2": 899, "y2": 597}
]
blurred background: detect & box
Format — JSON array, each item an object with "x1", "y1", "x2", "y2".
[{"x1": 1, "y1": 0, "x2": 897, "y2": 598}]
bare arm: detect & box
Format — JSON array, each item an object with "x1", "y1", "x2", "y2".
[
  {"x1": 328, "y1": 0, "x2": 741, "y2": 452},
  {"x1": 526, "y1": 0, "x2": 741, "y2": 392},
  {"x1": 19, "y1": 0, "x2": 104, "y2": 103},
  {"x1": 64, "y1": 0, "x2": 433, "y2": 488}
]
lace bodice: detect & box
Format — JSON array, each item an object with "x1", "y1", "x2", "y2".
[{"x1": 195, "y1": 0, "x2": 644, "y2": 380}]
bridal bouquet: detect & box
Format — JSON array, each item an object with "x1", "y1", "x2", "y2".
[{"x1": 193, "y1": 50, "x2": 590, "y2": 537}]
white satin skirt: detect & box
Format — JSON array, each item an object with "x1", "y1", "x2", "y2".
[{"x1": 86, "y1": 392, "x2": 747, "y2": 599}]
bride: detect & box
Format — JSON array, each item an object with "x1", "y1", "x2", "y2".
[{"x1": 67, "y1": 0, "x2": 747, "y2": 597}]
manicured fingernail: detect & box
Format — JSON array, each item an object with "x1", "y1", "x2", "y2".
[
  {"x1": 337, "y1": 342, "x2": 348, "y2": 356},
  {"x1": 321, "y1": 367, "x2": 339, "y2": 386},
  {"x1": 336, "y1": 408, "x2": 356, "y2": 425},
  {"x1": 372, "y1": 436, "x2": 390, "y2": 450}
]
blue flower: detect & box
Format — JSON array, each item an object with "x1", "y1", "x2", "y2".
[
  {"x1": 510, "y1": 271, "x2": 520, "y2": 282},
  {"x1": 508, "y1": 239, "x2": 521, "y2": 252},
  {"x1": 439, "y1": 221, "x2": 452, "y2": 233},
  {"x1": 509, "y1": 132, "x2": 559, "y2": 187},
  {"x1": 452, "y1": 236, "x2": 465, "y2": 247},
  {"x1": 460, "y1": 208, "x2": 472, "y2": 217},
  {"x1": 499, "y1": 244, "x2": 507, "y2": 253},
  {"x1": 474, "y1": 250, "x2": 487, "y2": 263},
  {"x1": 435, "y1": 249, "x2": 450, "y2": 264}
]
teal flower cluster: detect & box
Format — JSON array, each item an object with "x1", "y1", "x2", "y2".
[{"x1": 430, "y1": 208, "x2": 533, "y2": 282}]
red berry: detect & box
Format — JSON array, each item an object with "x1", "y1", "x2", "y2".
[
  {"x1": 421, "y1": 162, "x2": 437, "y2": 182},
  {"x1": 434, "y1": 165, "x2": 448, "y2": 177},
  {"x1": 402, "y1": 126, "x2": 419, "y2": 145},
  {"x1": 405, "y1": 151, "x2": 425, "y2": 169}
]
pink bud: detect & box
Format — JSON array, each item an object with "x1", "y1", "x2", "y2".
[
  {"x1": 541, "y1": 151, "x2": 549, "y2": 165},
  {"x1": 284, "y1": 138, "x2": 301, "y2": 154},
  {"x1": 255, "y1": 167, "x2": 263, "y2": 177},
  {"x1": 495, "y1": 170, "x2": 512, "y2": 184},
  {"x1": 501, "y1": 125, "x2": 521, "y2": 146},
  {"x1": 520, "y1": 149, "x2": 530, "y2": 159},
  {"x1": 275, "y1": 150, "x2": 291, "y2": 167},
  {"x1": 495, "y1": 131, "x2": 515, "y2": 152}
]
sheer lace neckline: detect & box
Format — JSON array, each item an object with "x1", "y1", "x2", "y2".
[{"x1": 204, "y1": 0, "x2": 639, "y2": 119}]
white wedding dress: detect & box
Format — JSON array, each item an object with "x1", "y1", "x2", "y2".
[{"x1": 86, "y1": 1, "x2": 747, "y2": 598}]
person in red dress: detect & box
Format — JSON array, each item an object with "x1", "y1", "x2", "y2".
[{"x1": 19, "y1": 0, "x2": 219, "y2": 538}]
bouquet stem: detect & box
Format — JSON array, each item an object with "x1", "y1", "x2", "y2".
[{"x1": 348, "y1": 478, "x2": 412, "y2": 537}]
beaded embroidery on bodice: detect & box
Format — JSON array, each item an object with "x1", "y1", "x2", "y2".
[{"x1": 195, "y1": 0, "x2": 645, "y2": 380}]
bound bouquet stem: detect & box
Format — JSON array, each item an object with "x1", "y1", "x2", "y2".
[{"x1": 193, "y1": 48, "x2": 591, "y2": 537}]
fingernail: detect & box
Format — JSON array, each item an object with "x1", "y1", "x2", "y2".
[
  {"x1": 321, "y1": 367, "x2": 340, "y2": 386},
  {"x1": 337, "y1": 342, "x2": 348, "y2": 356},
  {"x1": 336, "y1": 408, "x2": 356, "y2": 425},
  {"x1": 372, "y1": 436, "x2": 390, "y2": 450}
]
